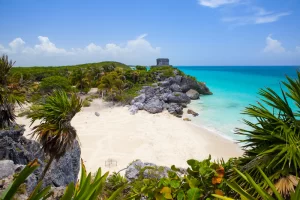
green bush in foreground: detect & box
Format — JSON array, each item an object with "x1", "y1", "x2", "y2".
[
  {"x1": 213, "y1": 167, "x2": 300, "y2": 200},
  {"x1": 233, "y1": 72, "x2": 300, "y2": 197}
]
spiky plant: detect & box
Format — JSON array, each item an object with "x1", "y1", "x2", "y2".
[
  {"x1": 28, "y1": 90, "x2": 82, "y2": 181},
  {"x1": 233, "y1": 72, "x2": 300, "y2": 197}
]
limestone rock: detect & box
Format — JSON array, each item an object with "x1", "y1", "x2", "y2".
[
  {"x1": 167, "y1": 103, "x2": 183, "y2": 117},
  {"x1": 144, "y1": 98, "x2": 164, "y2": 114},
  {"x1": 0, "y1": 160, "x2": 15, "y2": 179},
  {"x1": 170, "y1": 83, "x2": 182, "y2": 92},
  {"x1": 186, "y1": 89, "x2": 200, "y2": 100},
  {"x1": 129, "y1": 105, "x2": 139, "y2": 115},
  {"x1": 167, "y1": 92, "x2": 191, "y2": 104},
  {"x1": 0, "y1": 132, "x2": 80, "y2": 193}
]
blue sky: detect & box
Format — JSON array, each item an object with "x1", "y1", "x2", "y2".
[{"x1": 0, "y1": 0, "x2": 299, "y2": 66}]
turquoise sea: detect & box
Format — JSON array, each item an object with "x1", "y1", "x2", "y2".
[{"x1": 177, "y1": 66, "x2": 300, "y2": 141}]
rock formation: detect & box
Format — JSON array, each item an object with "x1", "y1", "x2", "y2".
[
  {"x1": 129, "y1": 68, "x2": 212, "y2": 117},
  {"x1": 0, "y1": 125, "x2": 80, "y2": 194}
]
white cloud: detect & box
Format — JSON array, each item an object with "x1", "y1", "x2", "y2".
[
  {"x1": 198, "y1": 0, "x2": 239, "y2": 8},
  {"x1": 34, "y1": 36, "x2": 67, "y2": 54},
  {"x1": 9, "y1": 38, "x2": 25, "y2": 52},
  {"x1": 255, "y1": 12, "x2": 290, "y2": 24},
  {"x1": 0, "y1": 34, "x2": 161, "y2": 66},
  {"x1": 222, "y1": 10, "x2": 290, "y2": 25},
  {"x1": 263, "y1": 35, "x2": 286, "y2": 54}
]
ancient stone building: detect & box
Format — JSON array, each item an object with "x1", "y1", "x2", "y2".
[{"x1": 156, "y1": 58, "x2": 169, "y2": 66}]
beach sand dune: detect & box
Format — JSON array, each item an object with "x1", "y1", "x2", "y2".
[{"x1": 17, "y1": 99, "x2": 243, "y2": 173}]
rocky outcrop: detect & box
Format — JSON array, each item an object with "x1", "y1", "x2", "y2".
[
  {"x1": 128, "y1": 68, "x2": 212, "y2": 117},
  {"x1": 0, "y1": 127, "x2": 80, "y2": 193},
  {"x1": 125, "y1": 160, "x2": 186, "y2": 182},
  {"x1": 0, "y1": 125, "x2": 25, "y2": 140},
  {"x1": 186, "y1": 89, "x2": 200, "y2": 100}
]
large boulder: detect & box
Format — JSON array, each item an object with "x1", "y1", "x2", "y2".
[
  {"x1": 186, "y1": 89, "x2": 200, "y2": 100},
  {"x1": 143, "y1": 98, "x2": 164, "y2": 114},
  {"x1": 167, "y1": 92, "x2": 191, "y2": 104}
]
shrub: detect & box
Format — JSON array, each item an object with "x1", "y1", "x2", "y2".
[
  {"x1": 136, "y1": 66, "x2": 147, "y2": 71},
  {"x1": 39, "y1": 76, "x2": 71, "y2": 93},
  {"x1": 82, "y1": 99, "x2": 91, "y2": 107}
]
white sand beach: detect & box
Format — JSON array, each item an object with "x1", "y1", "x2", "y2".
[{"x1": 16, "y1": 98, "x2": 243, "y2": 173}]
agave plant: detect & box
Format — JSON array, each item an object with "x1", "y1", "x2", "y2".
[
  {"x1": 0, "y1": 159, "x2": 53, "y2": 200},
  {"x1": 233, "y1": 72, "x2": 300, "y2": 197},
  {"x1": 213, "y1": 167, "x2": 300, "y2": 200},
  {"x1": 0, "y1": 159, "x2": 125, "y2": 200},
  {"x1": 61, "y1": 159, "x2": 125, "y2": 200},
  {"x1": 28, "y1": 90, "x2": 82, "y2": 181}
]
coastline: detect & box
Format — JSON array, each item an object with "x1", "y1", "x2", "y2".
[{"x1": 16, "y1": 99, "x2": 243, "y2": 173}]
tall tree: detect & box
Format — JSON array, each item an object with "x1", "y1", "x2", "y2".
[{"x1": 28, "y1": 91, "x2": 82, "y2": 181}]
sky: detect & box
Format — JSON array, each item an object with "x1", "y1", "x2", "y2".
[{"x1": 0, "y1": 0, "x2": 299, "y2": 66}]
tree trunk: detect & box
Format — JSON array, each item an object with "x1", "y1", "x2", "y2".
[{"x1": 39, "y1": 155, "x2": 55, "y2": 182}]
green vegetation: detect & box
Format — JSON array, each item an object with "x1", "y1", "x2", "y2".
[
  {"x1": 0, "y1": 55, "x2": 25, "y2": 129},
  {"x1": 39, "y1": 76, "x2": 72, "y2": 93}
]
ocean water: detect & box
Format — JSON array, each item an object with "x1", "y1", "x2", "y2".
[{"x1": 177, "y1": 66, "x2": 300, "y2": 141}]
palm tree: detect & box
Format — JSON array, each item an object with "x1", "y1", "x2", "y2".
[
  {"x1": 28, "y1": 90, "x2": 82, "y2": 181},
  {"x1": 71, "y1": 68, "x2": 90, "y2": 93},
  {"x1": 0, "y1": 54, "x2": 24, "y2": 129},
  {"x1": 233, "y1": 72, "x2": 300, "y2": 197}
]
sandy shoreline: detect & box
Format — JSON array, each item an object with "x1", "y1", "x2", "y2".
[{"x1": 16, "y1": 99, "x2": 243, "y2": 173}]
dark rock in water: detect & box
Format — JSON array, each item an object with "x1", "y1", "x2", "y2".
[
  {"x1": 167, "y1": 92, "x2": 191, "y2": 104},
  {"x1": 170, "y1": 83, "x2": 182, "y2": 92},
  {"x1": 167, "y1": 103, "x2": 183, "y2": 117},
  {"x1": 187, "y1": 109, "x2": 199, "y2": 117},
  {"x1": 144, "y1": 98, "x2": 164, "y2": 114},
  {"x1": 0, "y1": 127, "x2": 80, "y2": 193},
  {"x1": 186, "y1": 89, "x2": 200, "y2": 100},
  {"x1": 0, "y1": 160, "x2": 15, "y2": 179}
]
